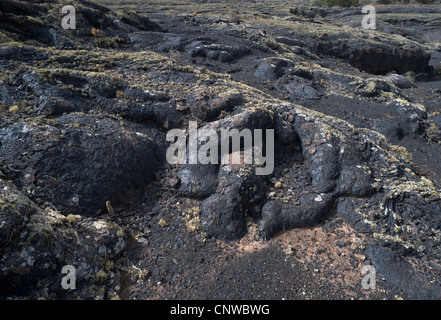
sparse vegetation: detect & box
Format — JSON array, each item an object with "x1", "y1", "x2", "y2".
[
  {"x1": 427, "y1": 123, "x2": 441, "y2": 142},
  {"x1": 1, "y1": 0, "x2": 441, "y2": 301},
  {"x1": 158, "y1": 218, "x2": 169, "y2": 227},
  {"x1": 183, "y1": 207, "x2": 202, "y2": 233}
]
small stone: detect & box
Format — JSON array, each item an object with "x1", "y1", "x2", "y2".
[
  {"x1": 314, "y1": 195, "x2": 322, "y2": 202},
  {"x1": 355, "y1": 254, "x2": 366, "y2": 261}
]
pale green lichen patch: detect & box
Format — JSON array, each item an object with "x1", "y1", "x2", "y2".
[
  {"x1": 386, "y1": 176, "x2": 441, "y2": 199},
  {"x1": 0, "y1": 196, "x2": 17, "y2": 212},
  {"x1": 182, "y1": 206, "x2": 202, "y2": 233},
  {"x1": 373, "y1": 233, "x2": 415, "y2": 250}
]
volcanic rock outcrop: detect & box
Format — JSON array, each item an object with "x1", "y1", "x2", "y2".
[{"x1": 1, "y1": 0, "x2": 441, "y2": 300}]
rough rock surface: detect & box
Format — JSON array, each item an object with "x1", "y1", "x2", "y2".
[
  {"x1": 1, "y1": 0, "x2": 441, "y2": 300},
  {"x1": 0, "y1": 178, "x2": 127, "y2": 298},
  {"x1": 0, "y1": 113, "x2": 161, "y2": 216}
]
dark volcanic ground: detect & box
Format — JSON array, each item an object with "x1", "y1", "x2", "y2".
[{"x1": 1, "y1": 0, "x2": 441, "y2": 300}]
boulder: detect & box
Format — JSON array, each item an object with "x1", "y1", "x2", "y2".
[
  {"x1": 366, "y1": 245, "x2": 441, "y2": 299},
  {"x1": 259, "y1": 193, "x2": 336, "y2": 239},
  {"x1": 0, "y1": 113, "x2": 161, "y2": 215},
  {"x1": 384, "y1": 73, "x2": 416, "y2": 89},
  {"x1": 0, "y1": 201, "x2": 127, "y2": 298},
  {"x1": 200, "y1": 162, "x2": 266, "y2": 240},
  {"x1": 187, "y1": 92, "x2": 246, "y2": 121},
  {"x1": 254, "y1": 58, "x2": 295, "y2": 81}
]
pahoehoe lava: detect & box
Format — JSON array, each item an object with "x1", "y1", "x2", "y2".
[{"x1": 1, "y1": 0, "x2": 441, "y2": 300}]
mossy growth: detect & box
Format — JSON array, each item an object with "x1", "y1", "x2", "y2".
[
  {"x1": 389, "y1": 144, "x2": 413, "y2": 165},
  {"x1": 0, "y1": 196, "x2": 17, "y2": 211},
  {"x1": 8, "y1": 105, "x2": 20, "y2": 113},
  {"x1": 103, "y1": 260, "x2": 115, "y2": 271},
  {"x1": 108, "y1": 293, "x2": 120, "y2": 300},
  {"x1": 28, "y1": 214, "x2": 55, "y2": 240},
  {"x1": 373, "y1": 233, "x2": 415, "y2": 250},
  {"x1": 350, "y1": 237, "x2": 366, "y2": 251},
  {"x1": 388, "y1": 176, "x2": 440, "y2": 199},
  {"x1": 426, "y1": 122, "x2": 440, "y2": 143},
  {"x1": 115, "y1": 90, "x2": 125, "y2": 99},
  {"x1": 183, "y1": 207, "x2": 201, "y2": 233},
  {"x1": 0, "y1": 32, "x2": 13, "y2": 43},
  {"x1": 158, "y1": 218, "x2": 168, "y2": 227},
  {"x1": 245, "y1": 215, "x2": 260, "y2": 240},
  {"x1": 96, "y1": 270, "x2": 108, "y2": 283},
  {"x1": 126, "y1": 259, "x2": 150, "y2": 283},
  {"x1": 66, "y1": 214, "x2": 81, "y2": 224},
  {"x1": 92, "y1": 35, "x2": 126, "y2": 49}
]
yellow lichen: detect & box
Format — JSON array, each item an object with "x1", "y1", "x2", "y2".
[
  {"x1": 373, "y1": 233, "x2": 415, "y2": 250},
  {"x1": 158, "y1": 218, "x2": 168, "y2": 227},
  {"x1": 183, "y1": 207, "x2": 201, "y2": 232},
  {"x1": 96, "y1": 270, "x2": 108, "y2": 283}
]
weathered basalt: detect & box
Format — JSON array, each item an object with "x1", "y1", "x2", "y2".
[
  {"x1": 1, "y1": 0, "x2": 441, "y2": 300},
  {"x1": 0, "y1": 113, "x2": 161, "y2": 215}
]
